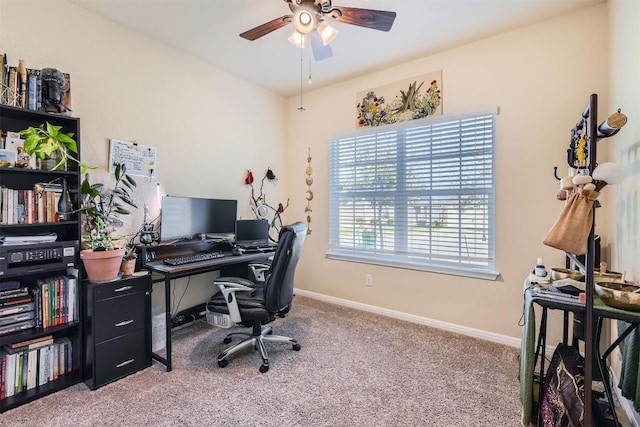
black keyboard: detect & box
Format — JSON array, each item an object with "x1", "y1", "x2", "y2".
[{"x1": 163, "y1": 252, "x2": 225, "y2": 266}]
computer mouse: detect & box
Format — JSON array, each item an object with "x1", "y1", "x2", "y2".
[{"x1": 232, "y1": 247, "x2": 244, "y2": 256}]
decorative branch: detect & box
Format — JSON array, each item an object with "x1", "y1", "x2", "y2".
[{"x1": 244, "y1": 167, "x2": 289, "y2": 241}]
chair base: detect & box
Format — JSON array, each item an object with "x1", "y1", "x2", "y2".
[{"x1": 217, "y1": 325, "x2": 300, "y2": 373}]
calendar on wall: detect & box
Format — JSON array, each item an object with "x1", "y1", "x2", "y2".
[{"x1": 108, "y1": 139, "x2": 157, "y2": 178}]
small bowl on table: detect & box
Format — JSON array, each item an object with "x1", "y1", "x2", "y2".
[
  {"x1": 595, "y1": 281, "x2": 640, "y2": 311},
  {"x1": 550, "y1": 268, "x2": 585, "y2": 282},
  {"x1": 594, "y1": 271, "x2": 624, "y2": 282}
]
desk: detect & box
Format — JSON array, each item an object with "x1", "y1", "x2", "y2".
[
  {"x1": 520, "y1": 280, "x2": 640, "y2": 426},
  {"x1": 144, "y1": 250, "x2": 273, "y2": 372}
]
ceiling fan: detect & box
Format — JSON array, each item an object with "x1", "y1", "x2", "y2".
[{"x1": 239, "y1": 0, "x2": 397, "y2": 61}]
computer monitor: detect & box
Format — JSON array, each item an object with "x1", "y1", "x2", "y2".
[{"x1": 160, "y1": 196, "x2": 237, "y2": 241}]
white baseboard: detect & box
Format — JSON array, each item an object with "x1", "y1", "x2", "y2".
[
  {"x1": 293, "y1": 288, "x2": 521, "y2": 349},
  {"x1": 294, "y1": 289, "x2": 640, "y2": 426}
]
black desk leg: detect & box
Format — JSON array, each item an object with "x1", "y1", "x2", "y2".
[
  {"x1": 164, "y1": 274, "x2": 172, "y2": 371},
  {"x1": 150, "y1": 274, "x2": 172, "y2": 372}
]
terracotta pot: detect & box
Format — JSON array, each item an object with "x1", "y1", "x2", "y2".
[
  {"x1": 80, "y1": 248, "x2": 125, "y2": 283},
  {"x1": 120, "y1": 258, "x2": 136, "y2": 277}
]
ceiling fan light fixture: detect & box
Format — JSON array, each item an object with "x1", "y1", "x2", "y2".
[
  {"x1": 293, "y1": 9, "x2": 315, "y2": 34},
  {"x1": 317, "y1": 21, "x2": 338, "y2": 45},
  {"x1": 288, "y1": 30, "x2": 306, "y2": 48}
]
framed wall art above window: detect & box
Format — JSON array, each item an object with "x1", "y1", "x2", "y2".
[{"x1": 356, "y1": 70, "x2": 442, "y2": 128}]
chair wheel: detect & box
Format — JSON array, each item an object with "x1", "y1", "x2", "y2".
[
  {"x1": 218, "y1": 359, "x2": 228, "y2": 368},
  {"x1": 259, "y1": 364, "x2": 269, "y2": 373},
  {"x1": 223, "y1": 337, "x2": 232, "y2": 344},
  {"x1": 292, "y1": 343, "x2": 301, "y2": 351}
]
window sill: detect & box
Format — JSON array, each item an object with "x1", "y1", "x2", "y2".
[{"x1": 325, "y1": 250, "x2": 500, "y2": 281}]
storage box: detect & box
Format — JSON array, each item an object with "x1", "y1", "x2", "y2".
[
  {"x1": 151, "y1": 305, "x2": 166, "y2": 352},
  {"x1": 205, "y1": 305, "x2": 232, "y2": 328}
]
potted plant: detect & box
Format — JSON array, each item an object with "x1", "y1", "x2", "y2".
[
  {"x1": 19, "y1": 122, "x2": 92, "y2": 173},
  {"x1": 120, "y1": 239, "x2": 138, "y2": 277},
  {"x1": 79, "y1": 162, "x2": 137, "y2": 283}
]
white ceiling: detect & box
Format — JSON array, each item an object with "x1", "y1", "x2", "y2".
[{"x1": 72, "y1": 0, "x2": 604, "y2": 98}]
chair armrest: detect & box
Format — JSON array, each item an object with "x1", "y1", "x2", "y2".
[
  {"x1": 214, "y1": 277, "x2": 255, "y2": 323},
  {"x1": 248, "y1": 261, "x2": 272, "y2": 283}
]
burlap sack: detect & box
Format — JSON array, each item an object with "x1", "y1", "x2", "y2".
[{"x1": 543, "y1": 188, "x2": 600, "y2": 255}]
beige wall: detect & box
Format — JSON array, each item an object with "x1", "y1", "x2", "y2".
[
  {"x1": 1, "y1": 0, "x2": 288, "y2": 311},
  {"x1": 285, "y1": 4, "x2": 610, "y2": 340},
  {"x1": 2, "y1": 1, "x2": 630, "y2": 343}
]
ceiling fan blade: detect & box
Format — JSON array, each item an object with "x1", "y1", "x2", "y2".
[
  {"x1": 310, "y1": 31, "x2": 333, "y2": 61},
  {"x1": 239, "y1": 15, "x2": 293, "y2": 41},
  {"x1": 327, "y1": 7, "x2": 396, "y2": 32}
]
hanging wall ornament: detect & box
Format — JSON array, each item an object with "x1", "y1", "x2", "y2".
[{"x1": 304, "y1": 147, "x2": 313, "y2": 235}]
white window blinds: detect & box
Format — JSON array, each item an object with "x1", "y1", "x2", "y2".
[{"x1": 328, "y1": 110, "x2": 497, "y2": 279}]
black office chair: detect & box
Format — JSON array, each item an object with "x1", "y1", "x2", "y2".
[{"x1": 206, "y1": 222, "x2": 307, "y2": 373}]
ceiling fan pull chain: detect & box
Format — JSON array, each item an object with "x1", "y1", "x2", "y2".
[
  {"x1": 297, "y1": 46, "x2": 305, "y2": 111},
  {"x1": 308, "y1": 47, "x2": 312, "y2": 84}
]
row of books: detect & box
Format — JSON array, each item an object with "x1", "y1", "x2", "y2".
[
  {"x1": 0, "y1": 183, "x2": 69, "y2": 225},
  {"x1": 0, "y1": 54, "x2": 72, "y2": 113},
  {"x1": 0, "y1": 275, "x2": 77, "y2": 336},
  {"x1": 34, "y1": 275, "x2": 78, "y2": 329},
  {"x1": 0, "y1": 335, "x2": 73, "y2": 400}
]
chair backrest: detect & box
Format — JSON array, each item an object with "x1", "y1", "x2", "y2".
[{"x1": 263, "y1": 222, "x2": 307, "y2": 313}]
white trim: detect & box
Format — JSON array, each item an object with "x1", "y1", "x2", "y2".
[
  {"x1": 294, "y1": 288, "x2": 519, "y2": 348},
  {"x1": 325, "y1": 251, "x2": 500, "y2": 281}
]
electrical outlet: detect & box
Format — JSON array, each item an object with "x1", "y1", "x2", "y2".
[{"x1": 365, "y1": 274, "x2": 373, "y2": 287}]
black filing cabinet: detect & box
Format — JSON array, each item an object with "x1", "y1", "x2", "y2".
[{"x1": 84, "y1": 273, "x2": 152, "y2": 390}]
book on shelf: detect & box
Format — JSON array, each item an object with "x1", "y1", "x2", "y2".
[
  {"x1": 0, "y1": 311, "x2": 34, "y2": 328},
  {"x1": 0, "y1": 287, "x2": 29, "y2": 299},
  {"x1": 0, "y1": 319, "x2": 34, "y2": 336},
  {"x1": 7, "y1": 66, "x2": 17, "y2": 107},
  {"x1": 0, "y1": 294, "x2": 32, "y2": 307},
  {"x1": 0, "y1": 53, "x2": 7, "y2": 105},
  {"x1": 26, "y1": 68, "x2": 40, "y2": 111},
  {"x1": 8, "y1": 334, "x2": 53, "y2": 351},
  {"x1": 0, "y1": 280, "x2": 20, "y2": 292},
  {"x1": 0, "y1": 302, "x2": 35, "y2": 318},
  {"x1": 3, "y1": 352, "x2": 17, "y2": 398},
  {"x1": 26, "y1": 348, "x2": 37, "y2": 390},
  {"x1": 0, "y1": 350, "x2": 6, "y2": 399},
  {"x1": 3, "y1": 336, "x2": 53, "y2": 355}
]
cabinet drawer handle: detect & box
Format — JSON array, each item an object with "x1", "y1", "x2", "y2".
[
  {"x1": 114, "y1": 286, "x2": 134, "y2": 292},
  {"x1": 115, "y1": 319, "x2": 134, "y2": 327},
  {"x1": 116, "y1": 359, "x2": 135, "y2": 368}
]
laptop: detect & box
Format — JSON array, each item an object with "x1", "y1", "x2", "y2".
[{"x1": 235, "y1": 219, "x2": 277, "y2": 251}]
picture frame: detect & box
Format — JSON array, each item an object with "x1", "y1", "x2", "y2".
[
  {"x1": 356, "y1": 70, "x2": 443, "y2": 128},
  {"x1": 0, "y1": 148, "x2": 17, "y2": 168}
]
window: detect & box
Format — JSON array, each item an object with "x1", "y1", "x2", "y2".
[{"x1": 328, "y1": 109, "x2": 497, "y2": 280}]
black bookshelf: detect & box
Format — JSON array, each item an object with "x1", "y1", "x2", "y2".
[{"x1": 0, "y1": 104, "x2": 83, "y2": 412}]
